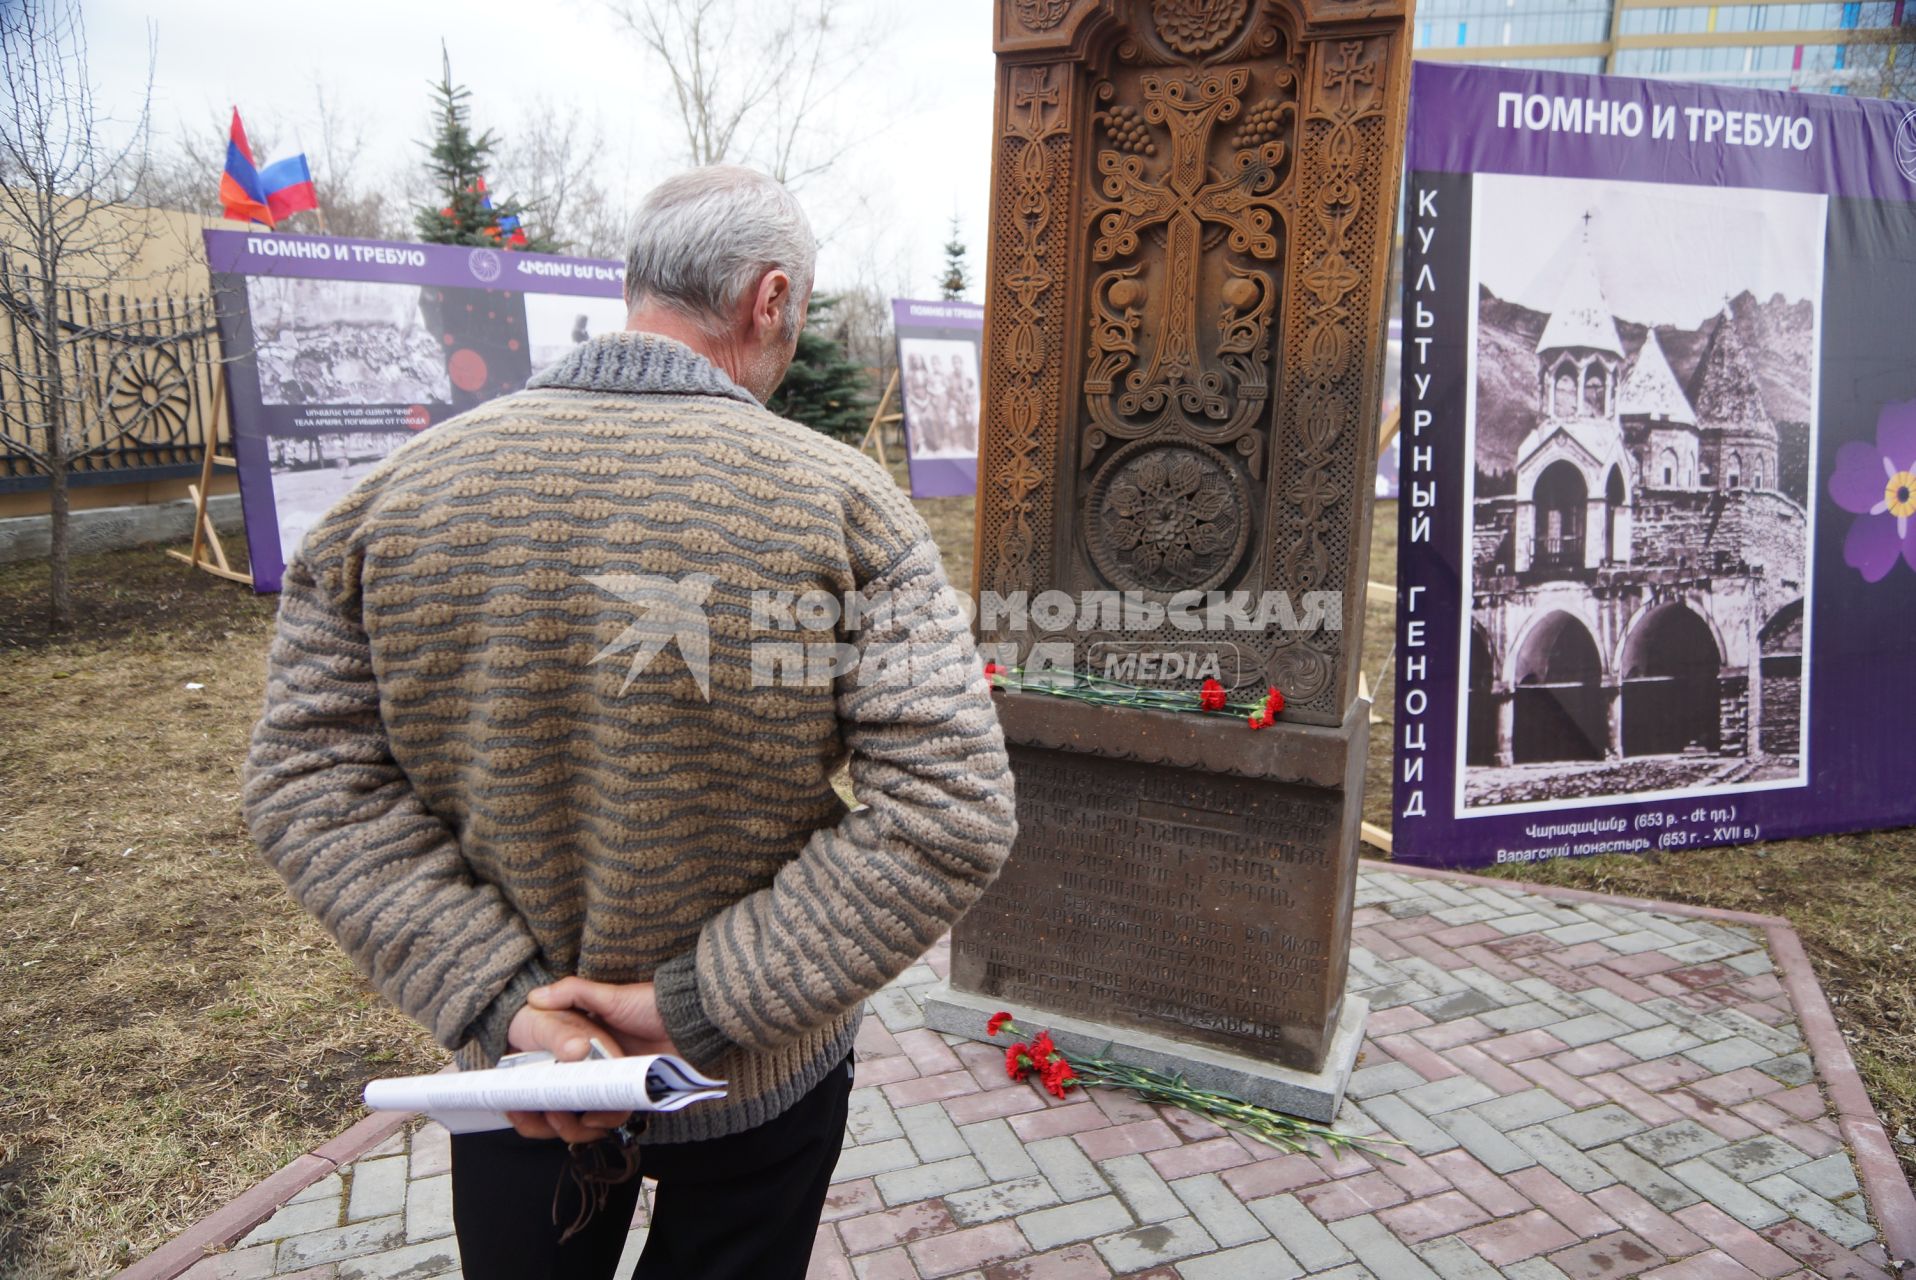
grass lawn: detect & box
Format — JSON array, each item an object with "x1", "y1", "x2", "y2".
[{"x1": 0, "y1": 489, "x2": 1907, "y2": 1277}]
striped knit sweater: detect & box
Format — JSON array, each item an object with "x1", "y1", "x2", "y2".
[{"x1": 242, "y1": 331, "x2": 1017, "y2": 1142}]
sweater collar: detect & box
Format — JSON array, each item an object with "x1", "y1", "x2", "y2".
[{"x1": 526, "y1": 330, "x2": 760, "y2": 407}]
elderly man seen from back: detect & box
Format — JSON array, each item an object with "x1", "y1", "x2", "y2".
[{"x1": 242, "y1": 165, "x2": 1017, "y2": 1280}]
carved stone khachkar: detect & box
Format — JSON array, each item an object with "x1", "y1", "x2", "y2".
[{"x1": 925, "y1": 0, "x2": 1411, "y2": 1119}]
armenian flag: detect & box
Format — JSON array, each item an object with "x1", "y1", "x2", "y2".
[{"x1": 219, "y1": 109, "x2": 273, "y2": 227}]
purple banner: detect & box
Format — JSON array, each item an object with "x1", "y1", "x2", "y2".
[
  {"x1": 1411, "y1": 62, "x2": 1916, "y2": 203},
  {"x1": 205, "y1": 230, "x2": 627, "y2": 591},
  {"x1": 892, "y1": 298, "x2": 984, "y2": 499},
  {"x1": 1393, "y1": 64, "x2": 1916, "y2": 869},
  {"x1": 203, "y1": 229, "x2": 625, "y2": 296}
]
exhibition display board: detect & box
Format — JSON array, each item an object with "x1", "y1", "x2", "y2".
[
  {"x1": 891, "y1": 298, "x2": 984, "y2": 498},
  {"x1": 1392, "y1": 64, "x2": 1916, "y2": 867},
  {"x1": 204, "y1": 230, "x2": 627, "y2": 592}
]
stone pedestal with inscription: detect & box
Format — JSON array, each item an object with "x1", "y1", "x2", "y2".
[{"x1": 924, "y1": 0, "x2": 1412, "y2": 1121}]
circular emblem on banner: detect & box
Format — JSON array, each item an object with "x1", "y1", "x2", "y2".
[
  {"x1": 1896, "y1": 110, "x2": 1916, "y2": 184},
  {"x1": 468, "y1": 247, "x2": 503, "y2": 283}
]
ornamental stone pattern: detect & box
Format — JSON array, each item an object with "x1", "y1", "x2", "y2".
[{"x1": 163, "y1": 868, "x2": 1904, "y2": 1280}]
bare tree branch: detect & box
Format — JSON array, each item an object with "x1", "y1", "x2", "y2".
[
  {"x1": 601, "y1": 0, "x2": 892, "y2": 186},
  {"x1": 490, "y1": 99, "x2": 629, "y2": 257}
]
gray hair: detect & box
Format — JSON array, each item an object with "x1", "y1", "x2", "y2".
[{"x1": 623, "y1": 165, "x2": 816, "y2": 331}]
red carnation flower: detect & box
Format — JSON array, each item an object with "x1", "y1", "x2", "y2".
[
  {"x1": 1029, "y1": 1030, "x2": 1056, "y2": 1065},
  {"x1": 1248, "y1": 711, "x2": 1270, "y2": 730},
  {"x1": 986, "y1": 1011, "x2": 1014, "y2": 1037},
  {"x1": 1199, "y1": 678, "x2": 1226, "y2": 712},
  {"x1": 1264, "y1": 686, "x2": 1285, "y2": 717},
  {"x1": 984, "y1": 662, "x2": 1002, "y2": 678},
  {"x1": 1040, "y1": 1057, "x2": 1078, "y2": 1099},
  {"x1": 1005, "y1": 1043, "x2": 1031, "y2": 1082}
]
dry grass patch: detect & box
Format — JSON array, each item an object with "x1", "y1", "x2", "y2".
[{"x1": 0, "y1": 549, "x2": 440, "y2": 1279}]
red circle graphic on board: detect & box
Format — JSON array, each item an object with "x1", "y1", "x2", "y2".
[
  {"x1": 448, "y1": 348, "x2": 489, "y2": 392},
  {"x1": 404, "y1": 405, "x2": 432, "y2": 431}
]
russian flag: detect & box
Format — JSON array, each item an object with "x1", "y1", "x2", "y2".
[
  {"x1": 219, "y1": 109, "x2": 273, "y2": 227},
  {"x1": 261, "y1": 154, "x2": 319, "y2": 223}
]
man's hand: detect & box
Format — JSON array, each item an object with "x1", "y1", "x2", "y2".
[
  {"x1": 525, "y1": 978, "x2": 681, "y2": 1059},
  {"x1": 502, "y1": 1003, "x2": 632, "y2": 1144}
]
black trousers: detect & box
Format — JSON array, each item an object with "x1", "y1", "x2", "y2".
[{"x1": 450, "y1": 1055, "x2": 853, "y2": 1280}]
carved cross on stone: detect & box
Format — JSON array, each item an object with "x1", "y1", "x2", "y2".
[
  {"x1": 1013, "y1": 67, "x2": 1063, "y2": 139},
  {"x1": 1092, "y1": 70, "x2": 1282, "y2": 398},
  {"x1": 1322, "y1": 40, "x2": 1376, "y2": 110}
]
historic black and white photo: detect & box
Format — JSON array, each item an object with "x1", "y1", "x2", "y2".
[
  {"x1": 525, "y1": 292, "x2": 629, "y2": 372},
  {"x1": 266, "y1": 431, "x2": 413, "y2": 563},
  {"x1": 1460, "y1": 176, "x2": 1823, "y2": 811},
  {"x1": 899, "y1": 336, "x2": 981, "y2": 458},
  {"x1": 247, "y1": 277, "x2": 451, "y2": 406}
]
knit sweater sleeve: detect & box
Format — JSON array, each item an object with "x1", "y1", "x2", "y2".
[
  {"x1": 652, "y1": 535, "x2": 1018, "y2": 1068},
  {"x1": 241, "y1": 553, "x2": 549, "y2": 1061}
]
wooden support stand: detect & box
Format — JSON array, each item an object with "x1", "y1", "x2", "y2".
[
  {"x1": 859, "y1": 368, "x2": 905, "y2": 470},
  {"x1": 165, "y1": 374, "x2": 251, "y2": 586}
]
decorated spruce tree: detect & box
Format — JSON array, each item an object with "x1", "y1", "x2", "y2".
[
  {"x1": 768, "y1": 294, "x2": 870, "y2": 443},
  {"x1": 939, "y1": 216, "x2": 971, "y2": 301},
  {"x1": 414, "y1": 49, "x2": 558, "y2": 252}
]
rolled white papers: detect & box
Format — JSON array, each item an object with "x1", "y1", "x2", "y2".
[{"x1": 364, "y1": 1054, "x2": 728, "y2": 1134}]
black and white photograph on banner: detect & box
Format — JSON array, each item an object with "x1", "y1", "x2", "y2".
[
  {"x1": 245, "y1": 276, "x2": 451, "y2": 406},
  {"x1": 525, "y1": 291, "x2": 630, "y2": 373},
  {"x1": 899, "y1": 337, "x2": 981, "y2": 459},
  {"x1": 1461, "y1": 174, "x2": 1823, "y2": 812},
  {"x1": 266, "y1": 431, "x2": 416, "y2": 564}
]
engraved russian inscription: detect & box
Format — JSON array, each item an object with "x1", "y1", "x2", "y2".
[{"x1": 952, "y1": 748, "x2": 1349, "y2": 1068}]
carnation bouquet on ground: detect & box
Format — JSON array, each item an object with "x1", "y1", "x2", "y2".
[
  {"x1": 986, "y1": 1012, "x2": 1398, "y2": 1161},
  {"x1": 983, "y1": 665, "x2": 1286, "y2": 730}
]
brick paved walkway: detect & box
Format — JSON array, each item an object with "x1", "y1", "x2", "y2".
[{"x1": 141, "y1": 865, "x2": 1913, "y2": 1280}]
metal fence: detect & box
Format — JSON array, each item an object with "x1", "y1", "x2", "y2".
[{"x1": 0, "y1": 256, "x2": 224, "y2": 494}]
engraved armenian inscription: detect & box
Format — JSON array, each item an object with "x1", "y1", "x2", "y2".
[{"x1": 952, "y1": 748, "x2": 1346, "y2": 1066}]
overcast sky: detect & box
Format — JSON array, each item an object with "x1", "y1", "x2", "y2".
[
  {"x1": 82, "y1": 0, "x2": 1000, "y2": 298},
  {"x1": 1473, "y1": 173, "x2": 1827, "y2": 329}
]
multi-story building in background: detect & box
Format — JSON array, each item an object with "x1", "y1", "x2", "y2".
[{"x1": 1412, "y1": 0, "x2": 1909, "y2": 95}]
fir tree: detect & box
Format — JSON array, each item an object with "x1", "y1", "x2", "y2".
[
  {"x1": 939, "y1": 216, "x2": 970, "y2": 301},
  {"x1": 414, "y1": 47, "x2": 559, "y2": 252},
  {"x1": 768, "y1": 294, "x2": 870, "y2": 443}
]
